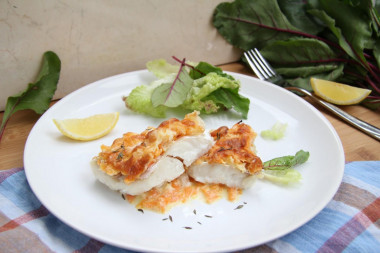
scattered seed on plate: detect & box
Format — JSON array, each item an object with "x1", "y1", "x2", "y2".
[
  {"x1": 121, "y1": 194, "x2": 125, "y2": 200},
  {"x1": 234, "y1": 205, "x2": 244, "y2": 210},
  {"x1": 183, "y1": 227, "x2": 192, "y2": 230},
  {"x1": 169, "y1": 215, "x2": 173, "y2": 222},
  {"x1": 204, "y1": 215, "x2": 212, "y2": 218},
  {"x1": 197, "y1": 222, "x2": 202, "y2": 225},
  {"x1": 137, "y1": 209, "x2": 144, "y2": 214},
  {"x1": 162, "y1": 218, "x2": 168, "y2": 221},
  {"x1": 193, "y1": 209, "x2": 197, "y2": 215}
]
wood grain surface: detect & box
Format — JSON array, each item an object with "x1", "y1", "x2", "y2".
[{"x1": 0, "y1": 62, "x2": 379, "y2": 170}]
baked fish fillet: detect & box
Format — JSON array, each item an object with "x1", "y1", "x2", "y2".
[
  {"x1": 93, "y1": 111, "x2": 214, "y2": 195},
  {"x1": 187, "y1": 121, "x2": 263, "y2": 189}
]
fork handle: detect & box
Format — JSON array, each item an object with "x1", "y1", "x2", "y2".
[{"x1": 286, "y1": 87, "x2": 380, "y2": 141}]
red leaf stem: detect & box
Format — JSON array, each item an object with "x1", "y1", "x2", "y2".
[
  {"x1": 276, "y1": 58, "x2": 356, "y2": 66},
  {"x1": 172, "y1": 56, "x2": 194, "y2": 69},
  {"x1": 365, "y1": 75, "x2": 380, "y2": 94},
  {"x1": 164, "y1": 58, "x2": 187, "y2": 103},
  {"x1": 172, "y1": 56, "x2": 206, "y2": 76},
  {"x1": 368, "y1": 61, "x2": 380, "y2": 74},
  {"x1": 226, "y1": 16, "x2": 344, "y2": 52}
]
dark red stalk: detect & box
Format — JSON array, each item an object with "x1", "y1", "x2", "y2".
[
  {"x1": 172, "y1": 56, "x2": 206, "y2": 76},
  {"x1": 345, "y1": 41, "x2": 380, "y2": 84},
  {"x1": 165, "y1": 58, "x2": 187, "y2": 103},
  {"x1": 172, "y1": 56, "x2": 195, "y2": 69},
  {"x1": 364, "y1": 98, "x2": 380, "y2": 104},
  {"x1": 368, "y1": 62, "x2": 380, "y2": 74},
  {"x1": 226, "y1": 16, "x2": 344, "y2": 52},
  {"x1": 367, "y1": 95, "x2": 380, "y2": 99},
  {"x1": 279, "y1": 58, "x2": 356, "y2": 66},
  {"x1": 364, "y1": 52, "x2": 374, "y2": 60},
  {"x1": 365, "y1": 76, "x2": 380, "y2": 94}
]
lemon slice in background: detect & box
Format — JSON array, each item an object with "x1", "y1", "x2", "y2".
[
  {"x1": 53, "y1": 112, "x2": 119, "y2": 141},
  {"x1": 310, "y1": 78, "x2": 371, "y2": 105}
]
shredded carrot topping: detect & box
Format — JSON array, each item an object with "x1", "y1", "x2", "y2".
[{"x1": 125, "y1": 175, "x2": 242, "y2": 213}]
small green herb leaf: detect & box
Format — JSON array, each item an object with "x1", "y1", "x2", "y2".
[
  {"x1": 263, "y1": 150, "x2": 310, "y2": 170},
  {"x1": 262, "y1": 150, "x2": 309, "y2": 184}
]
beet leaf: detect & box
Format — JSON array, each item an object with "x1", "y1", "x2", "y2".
[
  {"x1": 151, "y1": 59, "x2": 193, "y2": 107},
  {"x1": 213, "y1": 0, "x2": 380, "y2": 108},
  {"x1": 0, "y1": 51, "x2": 61, "y2": 143}
]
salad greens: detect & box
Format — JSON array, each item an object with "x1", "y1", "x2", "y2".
[
  {"x1": 262, "y1": 150, "x2": 310, "y2": 184},
  {"x1": 0, "y1": 51, "x2": 61, "y2": 143},
  {"x1": 213, "y1": 0, "x2": 380, "y2": 109},
  {"x1": 125, "y1": 58, "x2": 250, "y2": 118}
]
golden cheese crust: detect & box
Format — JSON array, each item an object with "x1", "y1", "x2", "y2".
[
  {"x1": 96, "y1": 111, "x2": 205, "y2": 183},
  {"x1": 194, "y1": 121, "x2": 263, "y2": 174}
]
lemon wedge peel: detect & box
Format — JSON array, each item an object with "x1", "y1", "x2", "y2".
[
  {"x1": 53, "y1": 112, "x2": 119, "y2": 141},
  {"x1": 310, "y1": 78, "x2": 371, "y2": 105}
]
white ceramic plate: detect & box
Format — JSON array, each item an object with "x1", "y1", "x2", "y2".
[{"x1": 24, "y1": 70, "x2": 344, "y2": 253}]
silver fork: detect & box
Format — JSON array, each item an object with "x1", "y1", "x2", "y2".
[{"x1": 244, "y1": 48, "x2": 380, "y2": 141}]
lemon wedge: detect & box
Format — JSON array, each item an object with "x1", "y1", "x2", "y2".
[
  {"x1": 53, "y1": 112, "x2": 119, "y2": 141},
  {"x1": 310, "y1": 78, "x2": 371, "y2": 105}
]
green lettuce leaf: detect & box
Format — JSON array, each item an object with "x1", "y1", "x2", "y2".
[
  {"x1": 204, "y1": 88, "x2": 250, "y2": 119},
  {"x1": 190, "y1": 61, "x2": 235, "y2": 80},
  {"x1": 125, "y1": 75, "x2": 174, "y2": 118},
  {"x1": 146, "y1": 59, "x2": 179, "y2": 78},
  {"x1": 182, "y1": 72, "x2": 249, "y2": 117}
]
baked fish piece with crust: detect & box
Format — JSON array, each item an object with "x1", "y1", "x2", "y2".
[
  {"x1": 187, "y1": 121, "x2": 263, "y2": 189},
  {"x1": 93, "y1": 111, "x2": 214, "y2": 195}
]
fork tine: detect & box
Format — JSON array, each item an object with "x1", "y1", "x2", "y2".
[
  {"x1": 253, "y1": 48, "x2": 276, "y2": 77},
  {"x1": 243, "y1": 51, "x2": 266, "y2": 80},
  {"x1": 250, "y1": 49, "x2": 274, "y2": 79},
  {"x1": 249, "y1": 50, "x2": 271, "y2": 80}
]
